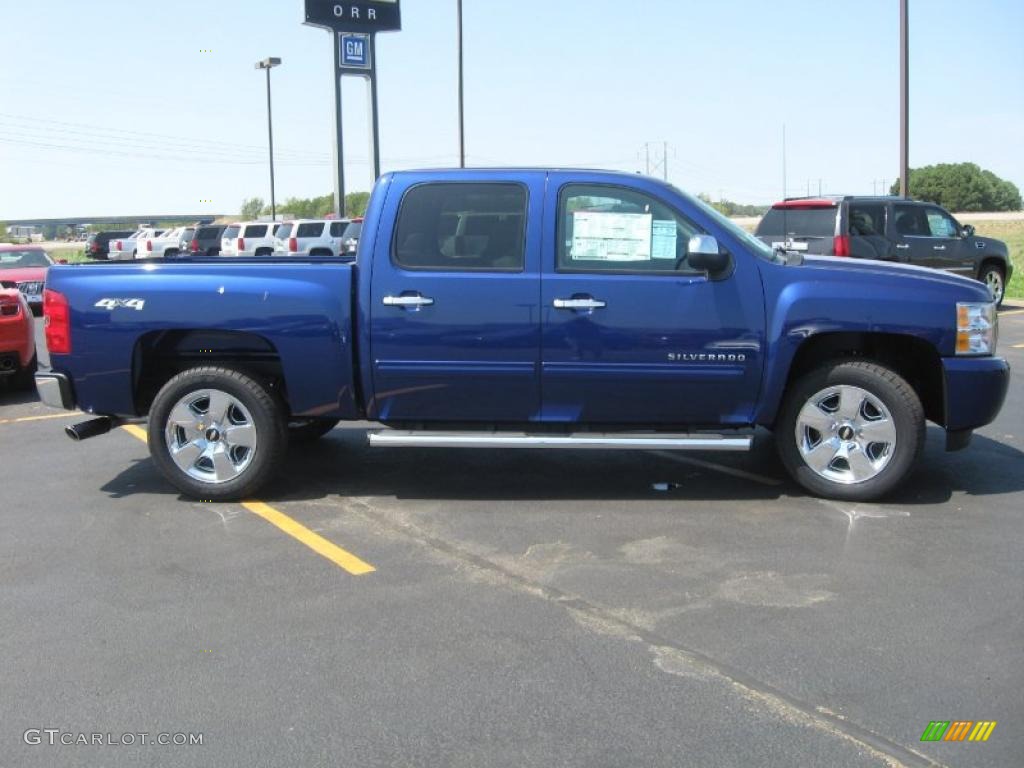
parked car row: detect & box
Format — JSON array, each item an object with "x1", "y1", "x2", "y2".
[
  {"x1": 86, "y1": 218, "x2": 364, "y2": 262},
  {"x1": 753, "y1": 195, "x2": 1013, "y2": 305}
]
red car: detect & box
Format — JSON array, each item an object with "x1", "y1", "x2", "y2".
[
  {"x1": 0, "y1": 281, "x2": 36, "y2": 390},
  {"x1": 0, "y1": 245, "x2": 59, "y2": 316}
]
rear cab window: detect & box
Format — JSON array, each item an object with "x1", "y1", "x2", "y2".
[
  {"x1": 223, "y1": 226, "x2": 240, "y2": 239},
  {"x1": 393, "y1": 183, "x2": 527, "y2": 271},
  {"x1": 243, "y1": 224, "x2": 268, "y2": 238},
  {"x1": 342, "y1": 221, "x2": 363, "y2": 240}
]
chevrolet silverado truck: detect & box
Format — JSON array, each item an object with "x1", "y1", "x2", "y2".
[{"x1": 35, "y1": 169, "x2": 1010, "y2": 502}]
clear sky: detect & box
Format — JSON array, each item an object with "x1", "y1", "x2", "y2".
[{"x1": 1, "y1": 0, "x2": 1022, "y2": 219}]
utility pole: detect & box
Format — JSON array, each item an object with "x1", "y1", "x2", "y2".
[
  {"x1": 818, "y1": 179, "x2": 822, "y2": 196},
  {"x1": 781, "y1": 124, "x2": 787, "y2": 200},
  {"x1": 899, "y1": 0, "x2": 910, "y2": 197},
  {"x1": 663, "y1": 140, "x2": 668, "y2": 181},
  {"x1": 645, "y1": 143, "x2": 650, "y2": 176},
  {"x1": 457, "y1": 0, "x2": 465, "y2": 168}
]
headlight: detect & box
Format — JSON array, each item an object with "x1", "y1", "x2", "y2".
[{"x1": 956, "y1": 302, "x2": 997, "y2": 355}]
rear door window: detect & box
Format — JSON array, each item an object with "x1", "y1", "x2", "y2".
[
  {"x1": 893, "y1": 205, "x2": 929, "y2": 237},
  {"x1": 847, "y1": 204, "x2": 886, "y2": 236},
  {"x1": 393, "y1": 183, "x2": 527, "y2": 271},
  {"x1": 329, "y1": 222, "x2": 347, "y2": 237},
  {"x1": 755, "y1": 207, "x2": 837, "y2": 238},
  {"x1": 223, "y1": 226, "x2": 240, "y2": 239},
  {"x1": 296, "y1": 222, "x2": 325, "y2": 238}
]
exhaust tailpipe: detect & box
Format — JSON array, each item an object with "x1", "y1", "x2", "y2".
[
  {"x1": 65, "y1": 417, "x2": 114, "y2": 442},
  {"x1": 0, "y1": 358, "x2": 14, "y2": 372}
]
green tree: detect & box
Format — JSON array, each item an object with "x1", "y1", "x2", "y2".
[
  {"x1": 0, "y1": 222, "x2": 8, "y2": 243},
  {"x1": 890, "y1": 164, "x2": 1021, "y2": 212},
  {"x1": 345, "y1": 191, "x2": 371, "y2": 218},
  {"x1": 240, "y1": 197, "x2": 266, "y2": 219}
]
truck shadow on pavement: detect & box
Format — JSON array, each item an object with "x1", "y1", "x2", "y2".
[{"x1": 99, "y1": 425, "x2": 1024, "y2": 506}]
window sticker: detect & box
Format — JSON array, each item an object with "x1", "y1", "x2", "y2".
[
  {"x1": 651, "y1": 220, "x2": 677, "y2": 259},
  {"x1": 571, "y1": 211, "x2": 652, "y2": 261}
]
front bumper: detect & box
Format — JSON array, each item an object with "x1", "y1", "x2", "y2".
[
  {"x1": 35, "y1": 372, "x2": 76, "y2": 410},
  {"x1": 943, "y1": 356, "x2": 1010, "y2": 433}
]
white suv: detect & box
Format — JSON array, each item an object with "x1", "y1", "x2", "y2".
[
  {"x1": 273, "y1": 219, "x2": 351, "y2": 257},
  {"x1": 108, "y1": 228, "x2": 165, "y2": 261},
  {"x1": 220, "y1": 221, "x2": 282, "y2": 257}
]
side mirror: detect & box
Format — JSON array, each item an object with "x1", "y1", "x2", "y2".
[
  {"x1": 687, "y1": 234, "x2": 730, "y2": 276},
  {"x1": 961, "y1": 224, "x2": 975, "y2": 238}
]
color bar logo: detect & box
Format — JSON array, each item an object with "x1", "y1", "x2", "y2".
[{"x1": 921, "y1": 721, "x2": 997, "y2": 742}]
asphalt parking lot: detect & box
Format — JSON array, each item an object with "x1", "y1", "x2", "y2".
[{"x1": 2, "y1": 310, "x2": 1023, "y2": 768}]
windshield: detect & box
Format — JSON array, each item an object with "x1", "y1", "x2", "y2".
[
  {"x1": 0, "y1": 250, "x2": 51, "y2": 268},
  {"x1": 676, "y1": 188, "x2": 774, "y2": 259}
]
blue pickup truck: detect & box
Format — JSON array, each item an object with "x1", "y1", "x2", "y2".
[{"x1": 36, "y1": 169, "x2": 1009, "y2": 501}]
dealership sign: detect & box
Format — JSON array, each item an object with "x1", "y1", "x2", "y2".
[{"x1": 304, "y1": 0, "x2": 401, "y2": 32}]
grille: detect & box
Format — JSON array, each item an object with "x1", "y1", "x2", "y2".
[{"x1": 17, "y1": 281, "x2": 43, "y2": 296}]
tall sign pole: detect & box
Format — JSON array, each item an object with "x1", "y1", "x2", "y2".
[
  {"x1": 304, "y1": 1, "x2": 402, "y2": 217},
  {"x1": 457, "y1": 0, "x2": 465, "y2": 167},
  {"x1": 899, "y1": 0, "x2": 909, "y2": 198}
]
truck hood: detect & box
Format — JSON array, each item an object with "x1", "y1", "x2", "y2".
[{"x1": 800, "y1": 255, "x2": 991, "y2": 302}]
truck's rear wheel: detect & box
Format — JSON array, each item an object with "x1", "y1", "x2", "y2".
[
  {"x1": 148, "y1": 367, "x2": 287, "y2": 501},
  {"x1": 777, "y1": 361, "x2": 924, "y2": 501}
]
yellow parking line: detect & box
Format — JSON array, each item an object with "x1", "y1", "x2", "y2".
[
  {"x1": 241, "y1": 501, "x2": 376, "y2": 575},
  {"x1": 0, "y1": 411, "x2": 82, "y2": 425},
  {"x1": 120, "y1": 425, "x2": 374, "y2": 575},
  {"x1": 122, "y1": 424, "x2": 149, "y2": 442}
]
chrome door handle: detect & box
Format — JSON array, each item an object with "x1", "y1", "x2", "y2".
[
  {"x1": 933, "y1": 245, "x2": 947, "y2": 251},
  {"x1": 553, "y1": 298, "x2": 606, "y2": 310},
  {"x1": 383, "y1": 294, "x2": 434, "y2": 307},
  {"x1": 895, "y1": 244, "x2": 910, "y2": 250}
]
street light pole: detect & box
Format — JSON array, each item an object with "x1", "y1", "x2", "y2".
[
  {"x1": 255, "y1": 57, "x2": 282, "y2": 220},
  {"x1": 899, "y1": 0, "x2": 909, "y2": 198},
  {"x1": 457, "y1": 0, "x2": 465, "y2": 168}
]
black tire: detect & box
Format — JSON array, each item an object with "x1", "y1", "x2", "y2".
[
  {"x1": 255, "y1": 248, "x2": 273, "y2": 257},
  {"x1": 147, "y1": 366, "x2": 287, "y2": 501},
  {"x1": 288, "y1": 418, "x2": 340, "y2": 443},
  {"x1": 776, "y1": 360, "x2": 925, "y2": 501},
  {"x1": 12, "y1": 354, "x2": 37, "y2": 391},
  {"x1": 978, "y1": 262, "x2": 1005, "y2": 307}
]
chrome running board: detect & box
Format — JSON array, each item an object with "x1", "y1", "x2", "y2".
[{"x1": 368, "y1": 430, "x2": 752, "y2": 451}]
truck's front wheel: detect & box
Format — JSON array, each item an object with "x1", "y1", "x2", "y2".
[
  {"x1": 777, "y1": 361, "x2": 924, "y2": 501},
  {"x1": 148, "y1": 367, "x2": 287, "y2": 501}
]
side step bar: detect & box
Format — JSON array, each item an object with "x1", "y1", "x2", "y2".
[{"x1": 368, "y1": 430, "x2": 752, "y2": 451}]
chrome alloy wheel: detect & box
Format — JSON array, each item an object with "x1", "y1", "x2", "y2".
[
  {"x1": 794, "y1": 385, "x2": 897, "y2": 485},
  {"x1": 985, "y1": 270, "x2": 1004, "y2": 304},
  {"x1": 164, "y1": 389, "x2": 258, "y2": 484}
]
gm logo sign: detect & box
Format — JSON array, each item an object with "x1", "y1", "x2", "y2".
[{"x1": 340, "y1": 33, "x2": 371, "y2": 69}]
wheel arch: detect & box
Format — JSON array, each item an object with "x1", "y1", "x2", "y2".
[
  {"x1": 765, "y1": 332, "x2": 945, "y2": 428},
  {"x1": 132, "y1": 329, "x2": 290, "y2": 416}
]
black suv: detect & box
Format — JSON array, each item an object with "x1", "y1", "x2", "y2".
[
  {"x1": 85, "y1": 230, "x2": 135, "y2": 260},
  {"x1": 755, "y1": 196, "x2": 1012, "y2": 305},
  {"x1": 185, "y1": 224, "x2": 228, "y2": 256}
]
